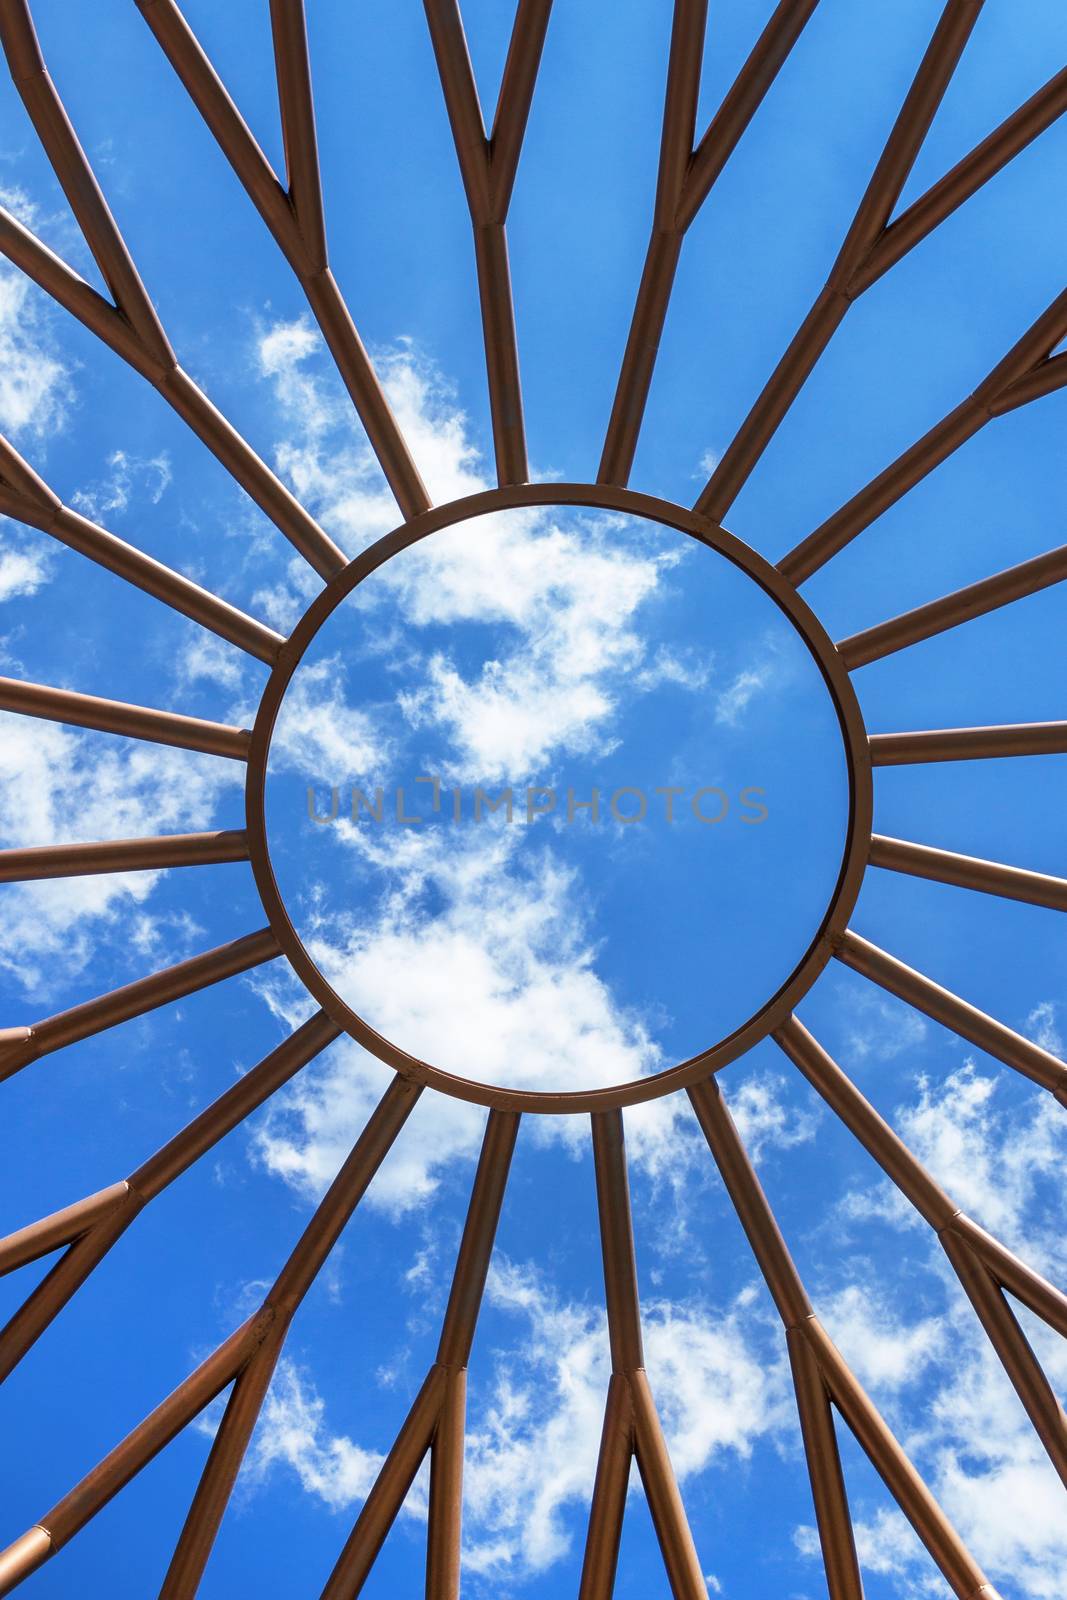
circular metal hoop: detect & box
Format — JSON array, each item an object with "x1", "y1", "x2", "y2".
[{"x1": 246, "y1": 481, "x2": 873, "y2": 1113}]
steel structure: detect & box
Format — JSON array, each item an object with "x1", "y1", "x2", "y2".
[{"x1": 0, "y1": 1, "x2": 1063, "y2": 1596}]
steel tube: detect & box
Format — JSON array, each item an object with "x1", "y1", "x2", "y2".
[
  {"x1": 696, "y1": 0, "x2": 982, "y2": 521},
  {"x1": 782, "y1": 288, "x2": 1067, "y2": 583},
  {"x1": 436, "y1": 1110, "x2": 519, "y2": 1368},
  {"x1": 159, "y1": 1336, "x2": 285, "y2": 1599},
  {"x1": 0, "y1": 830, "x2": 249, "y2": 884},
  {"x1": 132, "y1": 1011, "x2": 339, "y2": 1201},
  {"x1": 840, "y1": 540, "x2": 1067, "y2": 667},
  {"x1": 835, "y1": 930, "x2": 1067, "y2": 1101},
  {"x1": 869, "y1": 834, "x2": 1067, "y2": 911},
  {"x1": 940, "y1": 1229, "x2": 1067, "y2": 1490},
  {"x1": 137, "y1": 0, "x2": 429, "y2": 525},
  {"x1": 630, "y1": 1370, "x2": 707, "y2": 1600},
  {"x1": 0, "y1": 929, "x2": 279, "y2": 1082},
  {"x1": 320, "y1": 1367, "x2": 447, "y2": 1599},
  {"x1": 604, "y1": 0, "x2": 820, "y2": 489},
  {"x1": 425, "y1": 1369, "x2": 466, "y2": 1600},
  {"x1": 0, "y1": 1183, "x2": 129, "y2": 1274},
  {"x1": 774, "y1": 1016, "x2": 957, "y2": 1228},
  {"x1": 591, "y1": 1111, "x2": 644, "y2": 1373},
  {"x1": 869, "y1": 720, "x2": 1067, "y2": 766},
  {"x1": 0, "y1": 1197, "x2": 142, "y2": 1383},
  {"x1": 0, "y1": 675, "x2": 250, "y2": 760},
  {"x1": 804, "y1": 1317, "x2": 1000, "y2": 1600},
  {"x1": 268, "y1": 0, "x2": 326, "y2": 266},
  {"x1": 687, "y1": 1077, "x2": 813, "y2": 1325},
  {"x1": 787, "y1": 1329, "x2": 863, "y2": 1600},
  {"x1": 578, "y1": 1373, "x2": 633, "y2": 1600},
  {"x1": 856, "y1": 64, "x2": 1067, "y2": 289}
]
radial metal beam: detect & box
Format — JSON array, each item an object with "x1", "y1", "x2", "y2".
[
  {"x1": 0, "y1": 830, "x2": 248, "y2": 883},
  {"x1": 322, "y1": 1110, "x2": 518, "y2": 1598},
  {"x1": 0, "y1": 435, "x2": 284, "y2": 664},
  {"x1": 0, "y1": 0, "x2": 347, "y2": 579},
  {"x1": 776, "y1": 1016, "x2": 1067, "y2": 1488},
  {"x1": 854, "y1": 64, "x2": 1067, "y2": 289},
  {"x1": 424, "y1": 0, "x2": 551, "y2": 487},
  {"x1": 834, "y1": 929, "x2": 1067, "y2": 1103},
  {"x1": 688, "y1": 1076, "x2": 1001, "y2": 1600},
  {"x1": 581, "y1": 1110, "x2": 707, "y2": 1600},
  {"x1": 695, "y1": 0, "x2": 1067, "y2": 522},
  {"x1": 839, "y1": 537, "x2": 1067, "y2": 668},
  {"x1": 137, "y1": 0, "x2": 430, "y2": 523},
  {"x1": 599, "y1": 0, "x2": 819, "y2": 487},
  {"x1": 0, "y1": 1077, "x2": 420, "y2": 1597},
  {"x1": 0, "y1": 1014, "x2": 339, "y2": 1380},
  {"x1": 869, "y1": 834, "x2": 1067, "y2": 911},
  {"x1": 0, "y1": 928, "x2": 280, "y2": 1084},
  {"x1": 0, "y1": 676, "x2": 250, "y2": 760},
  {"x1": 869, "y1": 720, "x2": 1067, "y2": 766},
  {"x1": 780, "y1": 287, "x2": 1067, "y2": 583}
]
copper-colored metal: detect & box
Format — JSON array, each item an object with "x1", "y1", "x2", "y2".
[
  {"x1": 0, "y1": 1196, "x2": 142, "y2": 1384},
  {"x1": 869, "y1": 719, "x2": 1067, "y2": 766},
  {"x1": 578, "y1": 1372, "x2": 633, "y2": 1600},
  {"x1": 0, "y1": 7, "x2": 1059, "y2": 1595},
  {"x1": 0, "y1": 436, "x2": 283, "y2": 664},
  {"x1": 136, "y1": 0, "x2": 430, "y2": 525},
  {"x1": 323, "y1": 1110, "x2": 517, "y2": 1598},
  {"x1": 781, "y1": 287, "x2": 1067, "y2": 583},
  {"x1": 0, "y1": 928, "x2": 279, "y2": 1084},
  {"x1": 0, "y1": 675, "x2": 250, "y2": 760},
  {"x1": 599, "y1": 0, "x2": 819, "y2": 488},
  {"x1": 0, "y1": 830, "x2": 248, "y2": 884},
  {"x1": 0, "y1": 1077, "x2": 420, "y2": 1596},
  {"x1": 424, "y1": 0, "x2": 550, "y2": 487},
  {"x1": 688, "y1": 1077, "x2": 1002, "y2": 1600},
  {"x1": 776, "y1": 1016, "x2": 1067, "y2": 1488},
  {"x1": 775, "y1": 1017, "x2": 1067, "y2": 1341},
  {"x1": 839, "y1": 538, "x2": 1067, "y2": 668},
  {"x1": 0, "y1": 0, "x2": 347, "y2": 579},
  {"x1": 426, "y1": 1369, "x2": 466, "y2": 1600},
  {"x1": 694, "y1": 0, "x2": 1067, "y2": 524},
  {"x1": 0, "y1": 1182, "x2": 129, "y2": 1275},
  {"x1": 853, "y1": 64, "x2": 1067, "y2": 289},
  {"x1": 247, "y1": 481, "x2": 873, "y2": 1113},
  {"x1": 869, "y1": 833, "x2": 1067, "y2": 912},
  {"x1": 0, "y1": 1014, "x2": 338, "y2": 1380},
  {"x1": 584, "y1": 1111, "x2": 707, "y2": 1599},
  {"x1": 834, "y1": 929, "x2": 1067, "y2": 1104},
  {"x1": 940, "y1": 1229, "x2": 1067, "y2": 1489},
  {"x1": 786, "y1": 1329, "x2": 863, "y2": 1600},
  {"x1": 320, "y1": 1368, "x2": 447, "y2": 1600}
]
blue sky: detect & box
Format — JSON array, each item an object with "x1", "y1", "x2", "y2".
[{"x1": 0, "y1": 1, "x2": 1066, "y2": 1596}]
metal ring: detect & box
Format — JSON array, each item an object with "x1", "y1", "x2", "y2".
[{"x1": 246, "y1": 482, "x2": 873, "y2": 1113}]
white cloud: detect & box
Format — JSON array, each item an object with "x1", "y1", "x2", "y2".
[
  {"x1": 249, "y1": 826, "x2": 695, "y2": 1201},
  {"x1": 890, "y1": 1062, "x2": 1067, "y2": 1270},
  {"x1": 819, "y1": 1282, "x2": 944, "y2": 1393},
  {"x1": 0, "y1": 532, "x2": 51, "y2": 601},
  {"x1": 70, "y1": 448, "x2": 172, "y2": 523},
  {"x1": 270, "y1": 656, "x2": 385, "y2": 778},
  {"x1": 246, "y1": 1262, "x2": 788, "y2": 1583},
  {"x1": 0, "y1": 711, "x2": 241, "y2": 996},
  {"x1": 0, "y1": 187, "x2": 71, "y2": 441},
  {"x1": 247, "y1": 1357, "x2": 412, "y2": 1514},
  {"x1": 727, "y1": 1072, "x2": 819, "y2": 1163},
  {"x1": 1024, "y1": 1000, "x2": 1063, "y2": 1057},
  {"x1": 800, "y1": 1064, "x2": 1067, "y2": 1600},
  {"x1": 835, "y1": 981, "x2": 929, "y2": 1064},
  {"x1": 254, "y1": 321, "x2": 709, "y2": 779}
]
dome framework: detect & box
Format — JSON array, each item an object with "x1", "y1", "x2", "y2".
[{"x1": 0, "y1": 1, "x2": 1064, "y2": 1596}]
